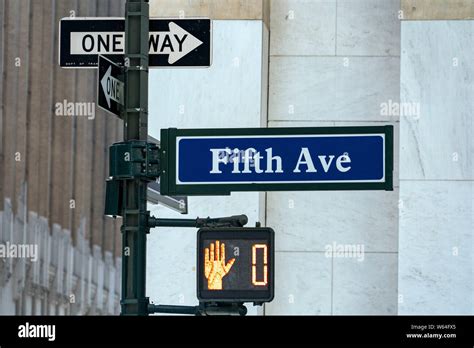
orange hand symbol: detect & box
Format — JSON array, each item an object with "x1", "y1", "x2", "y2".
[{"x1": 204, "y1": 240, "x2": 235, "y2": 290}]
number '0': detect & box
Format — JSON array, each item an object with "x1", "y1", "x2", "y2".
[{"x1": 252, "y1": 244, "x2": 268, "y2": 286}]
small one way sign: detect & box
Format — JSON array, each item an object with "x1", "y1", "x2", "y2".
[
  {"x1": 59, "y1": 18, "x2": 211, "y2": 68},
  {"x1": 97, "y1": 55, "x2": 123, "y2": 117}
]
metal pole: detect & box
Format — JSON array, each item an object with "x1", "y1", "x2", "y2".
[
  {"x1": 121, "y1": 0, "x2": 149, "y2": 316},
  {"x1": 147, "y1": 303, "x2": 247, "y2": 316},
  {"x1": 148, "y1": 304, "x2": 200, "y2": 315},
  {"x1": 147, "y1": 214, "x2": 249, "y2": 229}
]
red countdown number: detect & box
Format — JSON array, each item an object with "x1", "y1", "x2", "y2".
[{"x1": 251, "y1": 244, "x2": 268, "y2": 286}]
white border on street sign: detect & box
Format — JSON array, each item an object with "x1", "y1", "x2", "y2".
[{"x1": 175, "y1": 134, "x2": 386, "y2": 185}]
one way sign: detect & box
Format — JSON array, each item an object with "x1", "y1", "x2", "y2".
[
  {"x1": 97, "y1": 55, "x2": 124, "y2": 117},
  {"x1": 60, "y1": 18, "x2": 212, "y2": 68},
  {"x1": 149, "y1": 22, "x2": 203, "y2": 64}
]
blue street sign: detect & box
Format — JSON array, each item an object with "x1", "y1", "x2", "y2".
[{"x1": 159, "y1": 126, "x2": 393, "y2": 195}]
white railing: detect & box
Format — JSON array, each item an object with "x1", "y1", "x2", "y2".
[{"x1": 0, "y1": 188, "x2": 121, "y2": 315}]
